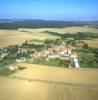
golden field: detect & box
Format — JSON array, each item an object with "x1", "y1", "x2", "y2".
[
  {"x1": 11, "y1": 63, "x2": 98, "y2": 84},
  {"x1": 18, "y1": 26, "x2": 98, "y2": 34},
  {"x1": 83, "y1": 39, "x2": 98, "y2": 48},
  {"x1": 0, "y1": 63, "x2": 98, "y2": 100},
  {"x1": 0, "y1": 26, "x2": 98, "y2": 48}
]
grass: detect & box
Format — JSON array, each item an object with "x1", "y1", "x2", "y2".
[
  {"x1": 78, "y1": 48, "x2": 98, "y2": 68},
  {"x1": 0, "y1": 66, "x2": 26, "y2": 76},
  {"x1": 0, "y1": 67, "x2": 16, "y2": 76},
  {"x1": 32, "y1": 57, "x2": 70, "y2": 68},
  {"x1": 0, "y1": 57, "x2": 25, "y2": 76},
  {"x1": 0, "y1": 58, "x2": 15, "y2": 66}
]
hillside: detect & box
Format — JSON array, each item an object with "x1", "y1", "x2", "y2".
[
  {"x1": 0, "y1": 20, "x2": 93, "y2": 29},
  {"x1": 0, "y1": 26, "x2": 98, "y2": 48}
]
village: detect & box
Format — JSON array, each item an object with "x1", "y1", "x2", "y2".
[
  {"x1": 1, "y1": 30, "x2": 98, "y2": 75},
  {"x1": 30, "y1": 44, "x2": 80, "y2": 68},
  {"x1": 0, "y1": 41, "x2": 80, "y2": 72},
  {"x1": 0, "y1": 29, "x2": 98, "y2": 75}
]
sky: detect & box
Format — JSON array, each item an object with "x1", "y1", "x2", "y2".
[{"x1": 0, "y1": 0, "x2": 98, "y2": 21}]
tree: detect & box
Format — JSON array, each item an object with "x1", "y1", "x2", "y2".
[{"x1": 83, "y1": 43, "x2": 88, "y2": 49}]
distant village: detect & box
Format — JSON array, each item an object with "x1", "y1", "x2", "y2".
[
  {"x1": 0, "y1": 31, "x2": 98, "y2": 73},
  {"x1": 0, "y1": 41, "x2": 80, "y2": 71},
  {"x1": 31, "y1": 44, "x2": 79, "y2": 68}
]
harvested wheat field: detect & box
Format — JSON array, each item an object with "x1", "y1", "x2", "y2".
[
  {"x1": 83, "y1": 39, "x2": 98, "y2": 48},
  {"x1": 12, "y1": 63, "x2": 98, "y2": 84},
  {"x1": 0, "y1": 30, "x2": 17, "y2": 36},
  {"x1": 0, "y1": 63, "x2": 97, "y2": 100},
  {"x1": 19, "y1": 26, "x2": 98, "y2": 34},
  {"x1": 0, "y1": 26, "x2": 98, "y2": 48},
  {"x1": 0, "y1": 29, "x2": 59, "y2": 48},
  {"x1": 0, "y1": 76, "x2": 98, "y2": 100}
]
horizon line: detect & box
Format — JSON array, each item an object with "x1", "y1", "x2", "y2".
[{"x1": 0, "y1": 18, "x2": 98, "y2": 22}]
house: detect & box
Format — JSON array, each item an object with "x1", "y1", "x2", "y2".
[
  {"x1": 9, "y1": 64, "x2": 18, "y2": 71},
  {"x1": 16, "y1": 57, "x2": 26, "y2": 63}
]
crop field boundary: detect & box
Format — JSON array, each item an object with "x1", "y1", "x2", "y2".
[{"x1": 9, "y1": 76, "x2": 98, "y2": 88}]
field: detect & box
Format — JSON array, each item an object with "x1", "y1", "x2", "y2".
[
  {"x1": 11, "y1": 63, "x2": 98, "y2": 84},
  {"x1": 18, "y1": 26, "x2": 98, "y2": 34},
  {"x1": 83, "y1": 39, "x2": 98, "y2": 48},
  {"x1": 0, "y1": 63, "x2": 98, "y2": 100},
  {"x1": 0, "y1": 26, "x2": 98, "y2": 48},
  {"x1": 0, "y1": 26, "x2": 98, "y2": 100}
]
